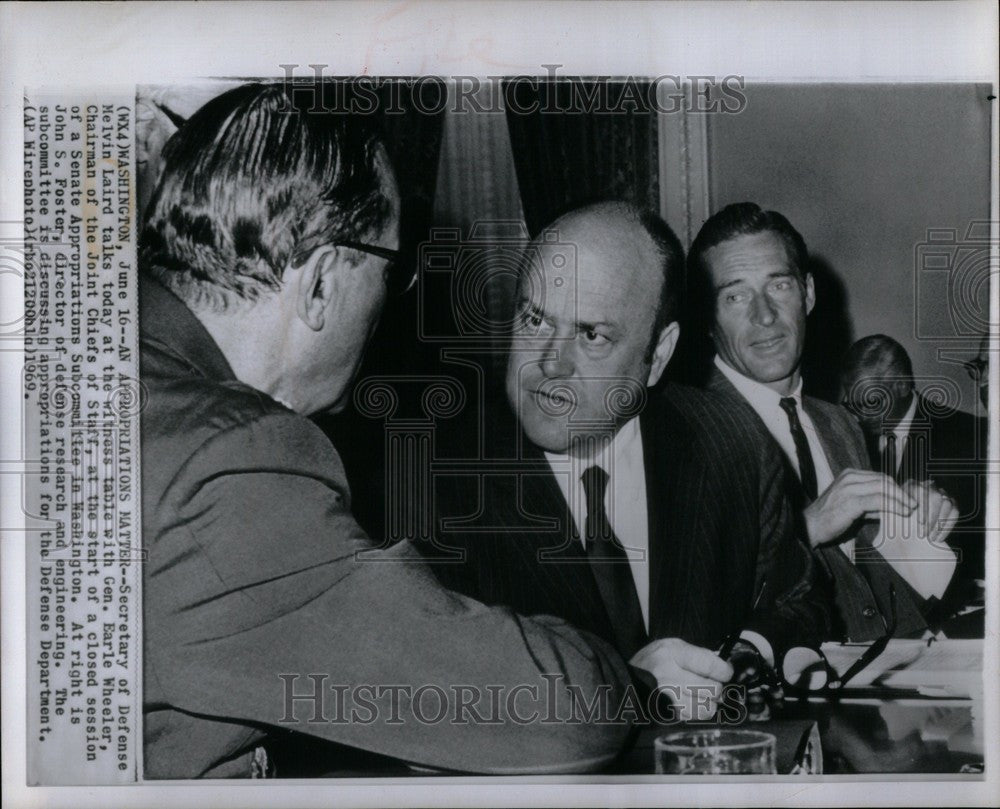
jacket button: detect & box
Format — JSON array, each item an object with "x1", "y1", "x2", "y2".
[{"x1": 862, "y1": 606, "x2": 877, "y2": 618}]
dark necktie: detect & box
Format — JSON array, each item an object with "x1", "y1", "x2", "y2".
[
  {"x1": 779, "y1": 397, "x2": 818, "y2": 501},
  {"x1": 581, "y1": 465, "x2": 647, "y2": 658},
  {"x1": 880, "y1": 432, "x2": 899, "y2": 482}
]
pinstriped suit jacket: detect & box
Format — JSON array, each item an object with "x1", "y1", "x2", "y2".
[
  {"x1": 430, "y1": 383, "x2": 831, "y2": 659},
  {"x1": 706, "y1": 369, "x2": 929, "y2": 641}
]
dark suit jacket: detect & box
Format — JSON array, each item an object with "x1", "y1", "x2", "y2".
[
  {"x1": 140, "y1": 277, "x2": 631, "y2": 778},
  {"x1": 706, "y1": 368, "x2": 929, "y2": 641},
  {"x1": 428, "y1": 384, "x2": 830, "y2": 662}
]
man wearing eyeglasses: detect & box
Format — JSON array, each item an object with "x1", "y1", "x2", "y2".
[
  {"x1": 687, "y1": 202, "x2": 959, "y2": 642},
  {"x1": 840, "y1": 334, "x2": 987, "y2": 623},
  {"x1": 137, "y1": 82, "x2": 634, "y2": 778}
]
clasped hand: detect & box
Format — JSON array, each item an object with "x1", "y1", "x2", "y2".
[
  {"x1": 629, "y1": 637, "x2": 782, "y2": 722},
  {"x1": 804, "y1": 469, "x2": 958, "y2": 548}
]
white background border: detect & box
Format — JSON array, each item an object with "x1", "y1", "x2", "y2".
[{"x1": 2, "y1": 2, "x2": 997, "y2": 807}]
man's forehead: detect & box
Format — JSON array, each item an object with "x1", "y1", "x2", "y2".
[
  {"x1": 847, "y1": 370, "x2": 888, "y2": 387},
  {"x1": 523, "y1": 224, "x2": 657, "y2": 288},
  {"x1": 706, "y1": 231, "x2": 797, "y2": 278},
  {"x1": 527, "y1": 240, "x2": 578, "y2": 282}
]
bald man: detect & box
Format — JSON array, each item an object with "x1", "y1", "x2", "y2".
[
  {"x1": 429, "y1": 202, "x2": 830, "y2": 721},
  {"x1": 842, "y1": 334, "x2": 986, "y2": 621}
]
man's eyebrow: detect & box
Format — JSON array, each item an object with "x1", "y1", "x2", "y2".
[
  {"x1": 514, "y1": 301, "x2": 616, "y2": 333},
  {"x1": 715, "y1": 278, "x2": 744, "y2": 292},
  {"x1": 715, "y1": 270, "x2": 797, "y2": 292},
  {"x1": 576, "y1": 319, "x2": 616, "y2": 333}
]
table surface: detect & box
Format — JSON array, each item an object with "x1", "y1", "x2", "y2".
[
  {"x1": 286, "y1": 692, "x2": 982, "y2": 778},
  {"x1": 612, "y1": 694, "x2": 982, "y2": 775},
  {"x1": 782, "y1": 694, "x2": 981, "y2": 775}
]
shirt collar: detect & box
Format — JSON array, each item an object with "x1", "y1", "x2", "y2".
[
  {"x1": 714, "y1": 355, "x2": 802, "y2": 413},
  {"x1": 544, "y1": 416, "x2": 643, "y2": 478},
  {"x1": 139, "y1": 273, "x2": 237, "y2": 383}
]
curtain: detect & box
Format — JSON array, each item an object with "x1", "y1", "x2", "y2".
[
  {"x1": 430, "y1": 80, "x2": 527, "y2": 373},
  {"x1": 503, "y1": 79, "x2": 660, "y2": 237}
]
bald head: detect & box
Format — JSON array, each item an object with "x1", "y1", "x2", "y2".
[
  {"x1": 842, "y1": 334, "x2": 914, "y2": 384},
  {"x1": 546, "y1": 202, "x2": 656, "y2": 262},
  {"x1": 506, "y1": 202, "x2": 684, "y2": 455},
  {"x1": 841, "y1": 334, "x2": 915, "y2": 431},
  {"x1": 537, "y1": 202, "x2": 684, "y2": 341}
]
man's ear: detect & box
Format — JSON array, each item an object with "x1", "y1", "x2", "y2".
[
  {"x1": 295, "y1": 246, "x2": 338, "y2": 332},
  {"x1": 647, "y1": 321, "x2": 680, "y2": 387},
  {"x1": 804, "y1": 272, "x2": 816, "y2": 317}
]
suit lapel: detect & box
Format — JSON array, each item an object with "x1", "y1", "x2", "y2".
[
  {"x1": 800, "y1": 397, "x2": 857, "y2": 476},
  {"x1": 517, "y1": 443, "x2": 582, "y2": 563},
  {"x1": 642, "y1": 399, "x2": 699, "y2": 640},
  {"x1": 711, "y1": 365, "x2": 860, "y2": 477},
  {"x1": 704, "y1": 365, "x2": 735, "y2": 399},
  {"x1": 507, "y1": 441, "x2": 620, "y2": 639}
]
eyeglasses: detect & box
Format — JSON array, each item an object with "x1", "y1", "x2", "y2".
[
  {"x1": 336, "y1": 240, "x2": 417, "y2": 296},
  {"x1": 831, "y1": 583, "x2": 898, "y2": 689},
  {"x1": 780, "y1": 584, "x2": 898, "y2": 693},
  {"x1": 964, "y1": 355, "x2": 988, "y2": 382}
]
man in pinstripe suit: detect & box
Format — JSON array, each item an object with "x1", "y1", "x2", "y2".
[
  {"x1": 431, "y1": 202, "x2": 830, "y2": 720},
  {"x1": 687, "y1": 202, "x2": 959, "y2": 641}
]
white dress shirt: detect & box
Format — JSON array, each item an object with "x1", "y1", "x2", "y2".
[
  {"x1": 715, "y1": 356, "x2": 835, "y2": 494},
  {"x1": 715, "y1": 357, "x2": 954, "y2": 600},
  {"x1": 544, "y1": 417, "x2": 651, "y2": 628},
  {"x1": 544, "y1": 414, "x2": 773, "y2": 663}
]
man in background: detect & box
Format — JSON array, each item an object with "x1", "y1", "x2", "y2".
[
  {"x1": 687, "y1": 202, "x2": 958, "y2": 641},
  {"x1": 431, "y1": 201, "x2": 830, "y2": 720},
  {"x1": 841, "y1": 333, "x2": 987, "y2": 621},
  {"x1": 138, "y1": 82, "x2": 634, "y2": 778},
  {"x1": 964, "y1": 333, "x2": 990, "y2": 412}
]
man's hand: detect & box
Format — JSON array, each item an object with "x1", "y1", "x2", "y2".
[
  {"x1": 725, "y1": 640, "x2": 770, "y2": 688},
  {"x1": 904, "y1": 479, "x2": 959, "y2": 545},
  {"x1": 803, "y1": 468, "x2": 916, "y2": 547},
  {"x1": 630, "y1": 638, "x2": 733, "y2": 722},
  {"x1": 722, "y1": 640, "x2": 784, "y2": 719}
]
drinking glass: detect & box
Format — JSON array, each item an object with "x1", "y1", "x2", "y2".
[{"x1": 654, "y1": 729, "x2": 777, "y2": 774}]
